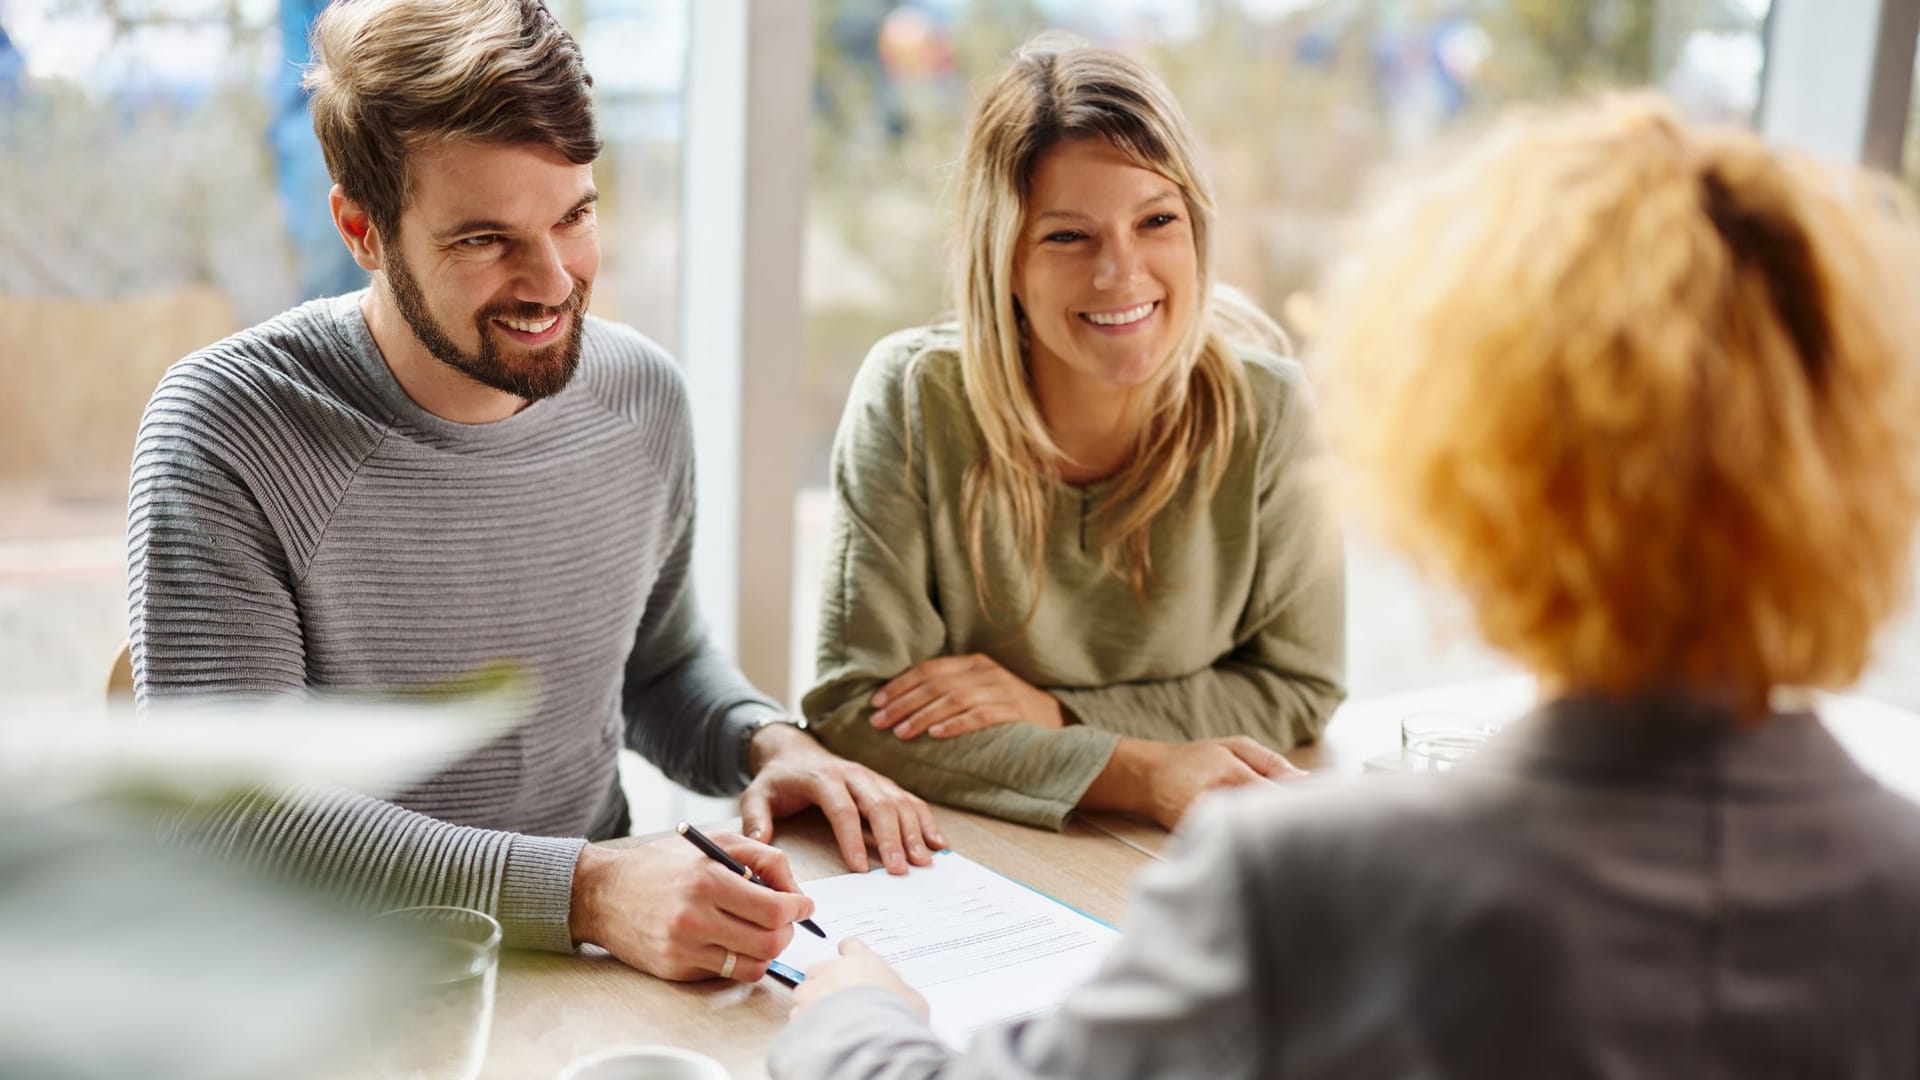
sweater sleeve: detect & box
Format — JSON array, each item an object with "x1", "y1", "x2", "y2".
[
  {"x1": 802, "y1": 339, "x2": 1121, "y2": 831},
  {"x1": 769, "y1": 796, "x2": 1267, "y2": 1080},
  {"x1": 612, "y1": 352, "x2": 784, "y2": 794},
  {"x1": 129, "y1": 360, "x2": 313, "y2": 700},
  {"x1": 176, "y1": 784, "x2": 587, "y2": 953},
  {"x1": 128, "y1": 362, "x2": 585, "y2": 952},
  {"x1": 1049, "y1": 359, "x2": 1345, "y2": 749},
  {"x1": 618, "y1": 459, "x2": 781, "y2": 796}
]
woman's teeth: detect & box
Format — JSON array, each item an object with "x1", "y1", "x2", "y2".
[{"x1": 1083, "y1": 302, "x2": 1155, "y2": 327}]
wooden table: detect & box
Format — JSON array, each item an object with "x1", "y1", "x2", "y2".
[
  {"x1": 1084, "y1": 674, "x2": 1920, "y2": 860},
  {"x1": 479, "y1": 807, "x2": 1150, "y2": 1079},
  {"x1": 481, "y1": 677, "x2": 1920, "y2": 1075}
]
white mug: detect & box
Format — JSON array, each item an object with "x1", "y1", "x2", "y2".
[{"x1": 553, "y1": 1045, "x2": 730, "y2": 1080}]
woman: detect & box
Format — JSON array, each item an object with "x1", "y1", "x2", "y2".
[
  {"x1": 802, "y1": 36, "x2": 1347, "y2": 835},
  {"x1": 775, "y1": 95, "x2": 1920, "y2": 1077}
]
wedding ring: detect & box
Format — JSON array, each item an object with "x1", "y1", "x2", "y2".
[{"x1": 720, "y1": 950, "x2": 738, "y2": 979}]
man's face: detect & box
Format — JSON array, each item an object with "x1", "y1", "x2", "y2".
[{"x1": 382, "y1": 140, "x2": 600, "y2": 401}]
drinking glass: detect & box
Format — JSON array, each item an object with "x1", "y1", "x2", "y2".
[
  {"x1": 1399, "y1": 710, "x2": 1496, "y2": 772},
  {"x1": 373, "y1": 905, "x2": 500, "y2": 1080}
]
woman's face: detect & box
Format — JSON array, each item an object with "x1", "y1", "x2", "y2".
[{"x1": 1011, "y1": 138, "x2": 1198, "y2": 400}]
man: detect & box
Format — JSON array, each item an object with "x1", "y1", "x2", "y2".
[{"x1": 126, "y1": 0, "x2": 942, "y2": 985}]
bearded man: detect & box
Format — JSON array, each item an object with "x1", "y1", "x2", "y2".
[{"x1": 126, "y1": 0, "x2": 941, "y2": 986}]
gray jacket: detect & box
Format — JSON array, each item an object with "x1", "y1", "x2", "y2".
[{"x1": 773, "y1": 694, "x2": 1920, "y2": 1078}]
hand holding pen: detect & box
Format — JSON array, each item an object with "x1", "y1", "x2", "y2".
[
  {"x1": 568, "y1": 824, "x2": 819, "y2": 984},
  {"x1": 679, "y1": 821, "x2": 825, "y2": 938}
]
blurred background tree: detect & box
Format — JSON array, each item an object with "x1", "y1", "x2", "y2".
[{"x1": 800, "y1": 0, "x2": 1768, "y2": 480}]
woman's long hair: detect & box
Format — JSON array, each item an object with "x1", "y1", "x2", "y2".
[{"x1": 950, "y1": 34, "x2": 1286, "y2": 616}]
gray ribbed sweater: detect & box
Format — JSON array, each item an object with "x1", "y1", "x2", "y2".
[{"x1": 126, "y1": 292, "x2": 779, "y2": 951}]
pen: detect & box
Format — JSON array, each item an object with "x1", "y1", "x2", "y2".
[{"x1": 676, "y1": 821, "x2": 826, "y2": 938}]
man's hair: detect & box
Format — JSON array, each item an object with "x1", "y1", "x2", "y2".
[
  {"x1": 1318, "y1": 94, "x2": 1920, "y2": 698},
  {"x1": 303, "y1": 0, "x2": 600, "y2": 240}
]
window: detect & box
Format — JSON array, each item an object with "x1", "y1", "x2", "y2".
[
  {"x1": 796, "y1": 0, "x2": 1773, "y2": 699},
  {"x1": 0, "y1": 0, "x2": 688, "y2": 697},
  {"x1": 1906, "y1": 25, "x2": 1920, "y2": 197}
]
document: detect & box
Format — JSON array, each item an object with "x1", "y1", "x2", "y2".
[{"x1": 773, "y1": 850, "x2": 1121, "y2": 1047}]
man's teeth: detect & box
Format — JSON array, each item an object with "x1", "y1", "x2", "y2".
[
  {"x1": 499, "y1": 314, "x2": 559, "y2": 333},
  {"x1": 1083, "y1": 302, "x2": 1155, "y2": 327}
]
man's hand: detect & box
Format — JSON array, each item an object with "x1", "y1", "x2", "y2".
[
  {"x1": 742, "y1": 722, "x2": 946, "y2": 875},
  {"x1": 1083, "y1": 736, "x2": 1304, "y2": 830},
  {"x1": 569, "y1": 830, "x2": 813, "y2": 983},
  {"x1": 868, "y1": 654, "x2": 1064, "y2": 740},
  {"x1": 790, "y1": 938, "x2": 927, "y2": 1021}
]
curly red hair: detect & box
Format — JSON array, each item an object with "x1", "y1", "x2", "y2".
[{"x1": 1318, "y1": 95, "x2": 1920, "y2": 701}]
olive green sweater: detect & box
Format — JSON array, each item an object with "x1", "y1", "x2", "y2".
[{"x1": 802, "y1": 326, "x2": 1346, "y2": 829}]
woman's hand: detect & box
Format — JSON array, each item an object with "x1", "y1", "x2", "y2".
[
  {"x1": 790, "y1": 938, "x2": 928, "y2": 1020},
  {"x1": 869, "y1": 654, "x2": 1065, "y2": 740},
  {"x1": 1082, "y1": 735, "x2": 1305, "y2": 830},
  {"x1": 1144, "y1": 736, "x2": 1302, "y2": 829}
]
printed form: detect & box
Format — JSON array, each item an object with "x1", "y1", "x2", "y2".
[{"x1": 774, "y1": 851, "x2": 1121, "y2": 1047}]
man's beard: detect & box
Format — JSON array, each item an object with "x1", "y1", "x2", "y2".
[{"x1": 385, "y1": 252, "x2": 589, "y2": 402}]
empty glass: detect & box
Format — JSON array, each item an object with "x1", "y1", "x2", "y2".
[
  {"x1": 373, "y1": 905, "x2": 500, "y2": 1080},
  {"x1": 1399, "y1": 710, "x2": 1497, "y2": 772}
]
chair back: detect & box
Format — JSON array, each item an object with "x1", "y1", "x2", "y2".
[{"x1": 107, "y1": 642, "x2": 133, "y2": 700}]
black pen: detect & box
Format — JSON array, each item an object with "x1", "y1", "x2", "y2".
[{"x1": 676, "y1": 821, "x2": 826, "y2": 938}]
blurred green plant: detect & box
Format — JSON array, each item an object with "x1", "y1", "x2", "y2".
[{"x1": 0, "y1": 677, "x2": 530, "y2": 1079}]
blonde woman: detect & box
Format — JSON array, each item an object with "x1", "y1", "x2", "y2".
[
  {"x1": 776, "y1": 96, "x2": 1920, "y2": 1077},
  {"x1": 802, "y1": 36, "x2": 1347, "y2": 835}
]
